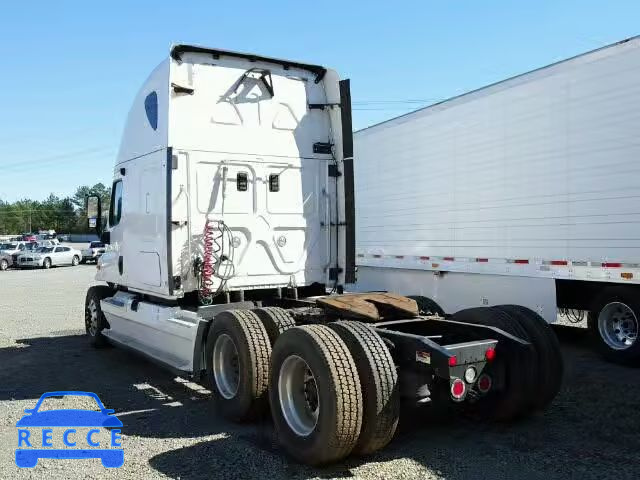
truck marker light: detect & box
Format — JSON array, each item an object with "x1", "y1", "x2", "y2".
[
  {"x1": 477, "y1": 374, "x2": 492, "y2": 393},
  {"x1": 451, "y1": 379, "x2": 465, "y2": 400},
  {"x1": 448, "y1": 355, "x2": 457, "y2": 367},
  {"x1": 551, "y1": 260, "x2": 568, "y2": 266},
  {"x1": 476, "y1": 258, "x2": 488, "y2": 263},
  {"x1": 602, "y1": 262, "x2": 621, "y2": 268},
  {"x1": 485, "y1": 348, "x2": 496, "y2": 361},
  {"x1": 443, "y1": 257, "x2": 454, "y2": 261},
  {"x1": 621, "y1": 272, "x2": 633, "y2": 279},
  {"x1": 513, "y1": 259, "x2": 529, "y2": 264}
]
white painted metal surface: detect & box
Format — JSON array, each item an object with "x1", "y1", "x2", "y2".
[
  {"x1": 100, "y1": 291, "x2": 200, "y2": 371},
  {"x1": 353, "y1": 36, "x2": 640, "y2": 316},
  {"x1": 355, "y1": 37, "x2": 640, "y2": 281},
  {"x1": 98, "y1": 46, "x2": 347, "y2": 298},
  {"x1": 356, "y1": 266, "x2": 558, "y2": 322}
]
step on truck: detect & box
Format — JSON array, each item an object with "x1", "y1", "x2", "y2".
[
  {"x1": 84, "y1": 44, "x2": 563, "y2": 465},
  {"x1": 353, "y1": 36, "x2": 640, "y2": 365}
]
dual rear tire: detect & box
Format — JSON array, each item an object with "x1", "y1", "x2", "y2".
[
  {"x1": 206, "y1": 309, "x2": 399, "y2": 465},
  {"x1": 451, "y1": 305, "x2": 563, "y2": 421}
]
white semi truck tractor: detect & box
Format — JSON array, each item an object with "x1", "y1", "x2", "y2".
[{"x1": 84, "y1": 44, "x2": 562, "y2": 465}]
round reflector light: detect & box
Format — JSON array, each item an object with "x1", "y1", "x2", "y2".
[
  {"x1": 485, "y1": 348, "x2": 496, "y2": 361},
  {"x1": 477, "y1": 373, "x2": 492, "y2": 393},
  {"x1": 450, "y1": 378, "x2": 466, "y2": 399}
]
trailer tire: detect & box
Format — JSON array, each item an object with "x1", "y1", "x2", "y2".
[
  {"x1": 251, "y1": 307, "x2": 296, "y2": 345},
  {"x1": 269, "y1": 325, "x2": 363, "y2": 465},
  {"x1": 587, "y1": 287, "x2": 640, "y2": 365},
  {"x1": 328, "y1": 321, "x2": 399, "y2": 455},
  {"x1": 451, "y1": 307, "x2": 535, "y2": 421},
  {"x1": 494, "y1": 305, "x2": 563, "y2": 411},
  {"x1": 85, "y1": 286, "x2": 114, "y2": 348},
  {"x1": 206, "y1": 310, "x2": 271, "y2": 422},
  {"x1": 407, "y1": 295, "x2": 445, "y2": 316}
]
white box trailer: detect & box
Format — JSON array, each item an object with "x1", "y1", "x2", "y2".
[{"x1": 353, "y1": 36, "x2": 640, "y2": 364}]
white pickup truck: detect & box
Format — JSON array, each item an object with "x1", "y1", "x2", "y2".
[{"x1": 81, "y1": 241, "x2": 107, "y2": 263}]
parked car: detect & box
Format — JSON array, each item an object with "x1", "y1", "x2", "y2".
[
  {"x1": 81, "y1": 241, "x2": 107, "y2": 263},
  {"x1": 58, "y1": 234, "x2": 70, "y2": 242},
  {"x1": 0, "y1": 242, "x2": 41, "y2": 267},
  {"x1": 0, "y1": 252, "x2": 12, "y2": 271},
  {"x1": 22, "y1": 234, "x2": 37, "y2": 242},
  {"x1": 17, "y1": 245, "x2": 81, "y2": 269}
]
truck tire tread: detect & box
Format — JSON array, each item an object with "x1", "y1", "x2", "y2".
[
  {"x1": 270, "y1": 324, "x2": 363, "y2": 465},
  {"x1": 206, "y1": 309, "x2": 271, "y2": 422},
  {"x1": 85, "y1": 285, "x2": 114, "y2": 348},
  {"x1": 328, "y1": 321, "x2": 399, "y2": 455},
  {"x1": 407, "y1": 295, "x2": 445, "y2": 316},
  {"x1": 251, "y1": 307, "x2": 296, "y2": 345},
  {"x1": 494, "y1": 305, "x2": 563, "y2": 411}
]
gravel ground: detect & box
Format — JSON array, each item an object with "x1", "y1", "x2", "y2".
[{"x1": 1, "y1": 264, "x2": 639, "y2": 480}]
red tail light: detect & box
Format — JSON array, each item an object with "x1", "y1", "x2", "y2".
[
  {"x1": 485, "y1": 348, "x2": 496, "y2": 361},
  {"x1": 451, "y1": 378, "x2": 466, "y2": 400},
  {"x1": 448, "y1": 355, "x2": 457, "y2": 367}
]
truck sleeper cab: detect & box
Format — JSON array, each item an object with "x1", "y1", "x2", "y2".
[{"x1": 85, "y1": 44, "x2": 562, "y2": 466}]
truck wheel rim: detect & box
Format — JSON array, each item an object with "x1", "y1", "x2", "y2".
[
  {"x1": 598, "y1": 302, "x2": 638, "y2": 350},
  {"x1": 278, "y1": 355, "x2": 319, "y2": 437},
  {"x1": 212, "y1": 334, "x2": 240, "y2": 399},
  {"x1": 87, "y1": 299, "x2": 99, "y2": 336}
]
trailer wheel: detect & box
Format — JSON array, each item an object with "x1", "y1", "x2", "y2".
[
  {"x1": 206, "y1": 310, "x2": 271, "y2": 422},
  {"x1": 251, "y1": 307, "x2": 296, "y2": 345},
  {"x1": 588, "y1": 287, "x2": 640, "y2": 365},
  {"x1": 451, "y1": 307, "x2": 535, "y2": 421},
  {"x1": 407, "y1": 295, "x2": 445, "y2": 316},
  {"x1": 328, "y1": 321, "x2": 399, "y2": 455},
  {"x1": 269, "y1": 325, "x2": 363, "y2": 465},
  {"x1": 493, "y1": 305, "x2": 563, "y2": 411},
  {"x1": 85, "y1": 286, "x2": 114, "y2": 348}
]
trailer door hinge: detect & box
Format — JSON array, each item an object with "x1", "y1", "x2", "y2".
[
  {"x1": 314, "y1": 142, "x2": 333, "y2": 154},
  {"x1": 329, "y1": 267, "x2": 343, "y2": 281},
  {"x1": 328, "y1": 164, "x2": 342, "y2": 177},
  {"x1": 308, "y1": 103, "x2": 341, "y2": 110}
]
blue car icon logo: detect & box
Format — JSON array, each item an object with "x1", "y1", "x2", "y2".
[{"x1": 15, "y1": 391, "x2": 123, "y2": 468}]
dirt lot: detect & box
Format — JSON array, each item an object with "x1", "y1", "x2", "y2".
[{"x1": 0, "y1": 264, "x2": 639, "y2": 479}]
